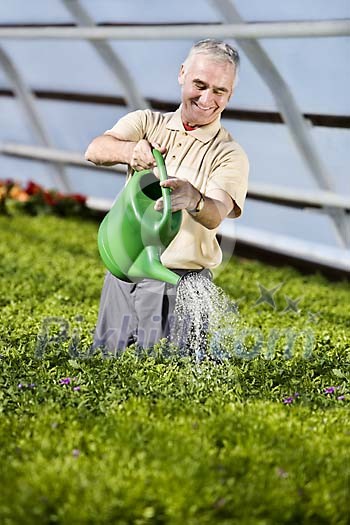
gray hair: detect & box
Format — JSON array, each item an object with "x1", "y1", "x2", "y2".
[
  {"x1": 183, "y1": 39, "x2": 240, "y2": 86},
  {"x1": 185, "y1": 38, "x2": 240, "y2": 70}
]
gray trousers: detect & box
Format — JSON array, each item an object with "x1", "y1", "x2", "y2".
[{"x1": 93, "y1": 269, "x2": 211, "y2": 354}]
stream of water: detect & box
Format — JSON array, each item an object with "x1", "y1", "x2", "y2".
[{"x1": 170, "y1": 272, "x2": 239, "y2": 362}]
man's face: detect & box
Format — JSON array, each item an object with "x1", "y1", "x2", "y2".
[{"x1": 178, "y1": 54, "x2": 235, "y2": 127}]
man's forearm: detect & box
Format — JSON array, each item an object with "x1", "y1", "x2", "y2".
[
  {"x1": 158, "y1": 178, "x2": 234, "y2": 230},
  {"x1": 85, "y1": 135, "x2": 134, "y2": 166},
  {"x1": 189, "y1": 194, "x2": 230, "y2": 230}
]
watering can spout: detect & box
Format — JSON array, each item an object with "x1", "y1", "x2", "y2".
[
  {"x1": 97, "y1": 149, "x2": 182, "y2": 284},
  {"x1": 127, "y1": 246, "x2": 180, "y2": 285}
]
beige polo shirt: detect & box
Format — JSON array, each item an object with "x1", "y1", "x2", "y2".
[{"x1": 105, "y1": 107, "x2": 249, "y2": 270}]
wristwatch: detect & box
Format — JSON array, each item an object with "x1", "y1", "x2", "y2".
[{"x1": 189, "y1": 191, "x2": 205, "y2": 215}]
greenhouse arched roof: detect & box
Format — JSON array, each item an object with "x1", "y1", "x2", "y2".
[{"x1": 0, "y1": 0, "x2": 349, "y2": 274}]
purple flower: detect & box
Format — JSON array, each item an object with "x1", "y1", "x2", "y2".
[
  {"x1": 73, "y1": 386, "x2": 81, "y2": 391},
  {"x1": 59, "y1": 377, "x2": 71, "y2": 385},
  {"x1": 324, "y1": 387, "x2": 336, "y2": 395},
  {"x1": 18, "y1": 382, "x2": 36, "y2": 390},
  {"x1": 337, "y1": 395, "x2": 345, "y2": 401},
  {"x1": 72, "y1": 448, "x2": 80, "y2": 458},
  {"x1": 283, "y1": 392, "x2": 300, "y2": 404}
]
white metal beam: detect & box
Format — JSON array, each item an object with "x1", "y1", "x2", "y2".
[
  {"x1": 0, "y1": 46, "x2": 71, "y2": 191},
  {"x1": 0, "y1": 141, "x2": 125, "y2": 176},
  {"x1": 220, "y1": 223, "x2": 350, "y2": 273},
  {"x1": 1, "y1": 142, "x2": 349, "y2": 212},
  {"x1": 247, "y1": 182, "x2": 350, "y2": 212},
  {"x1": 61, "y1": 0, "x2": 148, "y2": 110},
  {"x1": 0, "y1": 20, "x2": 349, "y2": 40}
]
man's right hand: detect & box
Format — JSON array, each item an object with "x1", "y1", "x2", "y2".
[
  {"x1": 85, "y1": 134, "x2": 166, "y2": 169},
  {"x1": 130, "y1": 140, "x2": 166, "y2": 172}
]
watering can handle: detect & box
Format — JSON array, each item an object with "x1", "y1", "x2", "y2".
[{"x1": 152, "y1": 148, "x2": 172, "y2": 220}]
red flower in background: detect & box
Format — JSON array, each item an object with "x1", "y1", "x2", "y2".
[
  {"x1": 25, "y1": 181, "x2": 42, "y2": 196},
  {"x1": 43, "y1": 191, "x2": 57, "y2": 206},
  {"x1": 72, "y1": 193, "x2": 87, "y2": 205},
  {"x1": 0, "y1": 178, "x2": 88, "y2": 217}
]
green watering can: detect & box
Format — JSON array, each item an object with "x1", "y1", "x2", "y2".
[{"x1": 97, "y1": 149, "x2": 182, "y2": 285}]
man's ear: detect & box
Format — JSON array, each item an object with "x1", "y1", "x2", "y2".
[{"x1": 178, "y1": 64, "x2": 185, "y2": 86}]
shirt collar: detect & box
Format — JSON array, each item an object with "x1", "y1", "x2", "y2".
[{"x1": 166, "y1": 106, "x2": 221, "y2": 143}]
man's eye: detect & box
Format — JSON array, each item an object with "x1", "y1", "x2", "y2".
[{"x1": 194, "y1": 83, "x2": 206, "y2": 90}]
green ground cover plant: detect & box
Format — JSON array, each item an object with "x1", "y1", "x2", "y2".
[{"x1": 0, "y1": 214, "x2": 349, "y2": 525}]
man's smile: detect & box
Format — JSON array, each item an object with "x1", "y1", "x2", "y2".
[{"x1": 192, "y1": 101, "x2": 215, "y2": 111}]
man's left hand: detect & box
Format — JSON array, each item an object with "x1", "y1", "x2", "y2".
[{"x1": 154, "y1": 178, "x2": 201, "y2": 213}]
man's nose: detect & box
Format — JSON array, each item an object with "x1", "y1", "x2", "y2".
[{"x1": 199, "y1": 89, "x2": 214, "y2": 106}]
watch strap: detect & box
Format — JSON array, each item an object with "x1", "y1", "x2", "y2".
[{"x1": 189, "y1": 191, "x2": 205, "y2": 214}]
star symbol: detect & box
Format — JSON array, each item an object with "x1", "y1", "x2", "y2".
[
  {"x1": 307, "y1": 311, "x2": 320, "y2": 323},
  {"x1": 254, "y1": 283, "x2": 283, "y2": 309},
  {"x1": 283, "y1": 295, "x2": 302, "y2": 313}
]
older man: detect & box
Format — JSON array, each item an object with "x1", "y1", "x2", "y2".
[{"x1": 85, "y1": 39, "x2": 249, "y2": 354}]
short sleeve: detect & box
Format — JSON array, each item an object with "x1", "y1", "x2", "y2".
[
  {"x1": 104, "y1": 110, "x2": 147, "y2": 142},
  {"x1": 206, "y1": 144, "x2": 249, "y2": 218}
]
